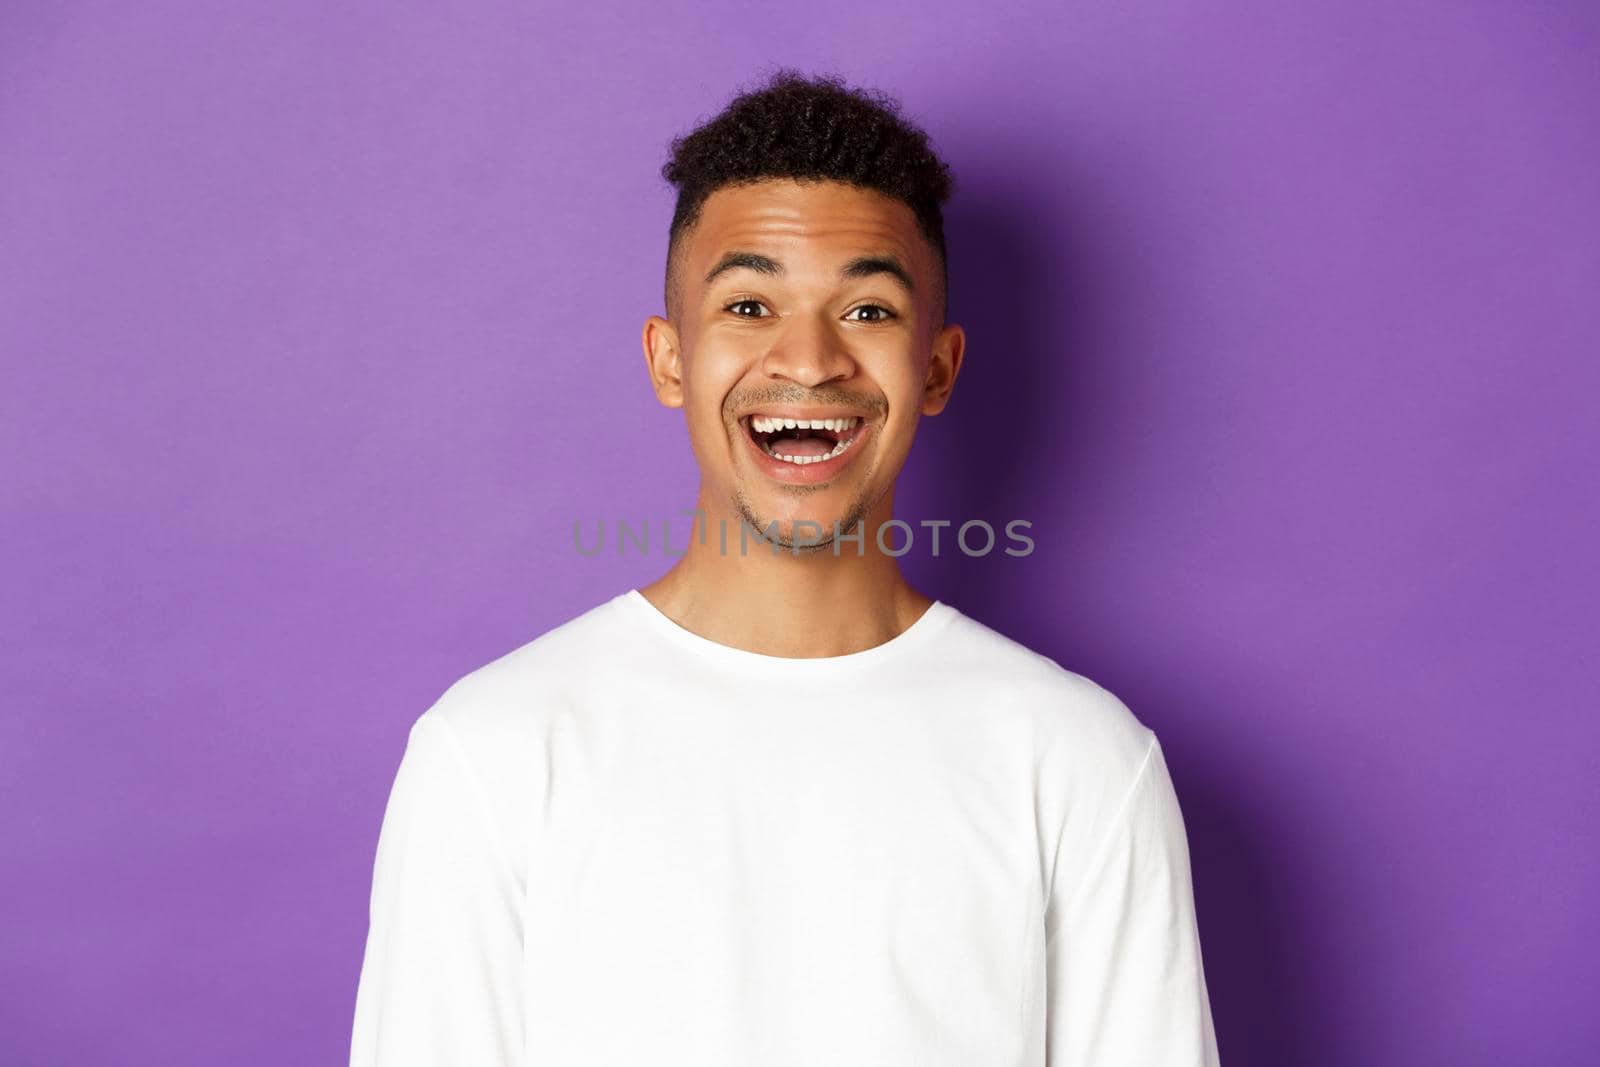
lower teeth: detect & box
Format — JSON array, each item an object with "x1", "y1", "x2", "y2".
[{"x1": 764, "y1": 433, "x2": 856, "y2": 465}]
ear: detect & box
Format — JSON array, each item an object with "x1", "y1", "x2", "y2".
[
  {"x1": 642, "y1": 316, "x2": 685, "y2": 409},
  {"x1": 920, "y1": 322, "x2": 965, "y2": 416}
]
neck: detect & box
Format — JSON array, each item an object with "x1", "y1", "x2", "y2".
[{"x1": 636, "y1": 484, "x2": 934, "y2": 659}]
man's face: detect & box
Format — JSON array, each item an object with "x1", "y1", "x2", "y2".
[{"x1": 643, "y1": 179, "x2": 964, "y2": 551}]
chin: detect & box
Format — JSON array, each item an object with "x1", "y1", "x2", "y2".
[{"x1": 733, "y1": 494, "x2": 866, "y2": 551}]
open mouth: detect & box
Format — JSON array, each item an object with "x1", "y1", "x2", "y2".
[{"x1": 742, "y1": 414, "x2": 866, "y2": 466}]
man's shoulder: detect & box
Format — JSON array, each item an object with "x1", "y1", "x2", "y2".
[
  {"x1": 414, "y1": 591, "x2": 628, "y2": 742},
  {"x1": 938, "y1": 611, "x2": 1163, "y2": 877},
  {"x1": 395, "y1": 593, "x2": 630, "y2": 852},
  {"x1": 938, "y1": 606, "x2": 1156, "y2": 772}
]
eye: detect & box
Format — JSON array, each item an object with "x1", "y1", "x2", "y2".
[
  {"x1": 723, "y1": 298, "x2": 770, "y2": 318},
  {"x1": 847, "y1": 304, "x2": 897, "y2": 323}
]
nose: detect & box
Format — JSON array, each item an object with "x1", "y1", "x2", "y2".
[{"x1": 758, "y1": 310, "x2": 858, "y2": 388}]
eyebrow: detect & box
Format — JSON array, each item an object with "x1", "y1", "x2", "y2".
[{"x1": 702, "y1": 250, "x2": 916, "y2": 297}]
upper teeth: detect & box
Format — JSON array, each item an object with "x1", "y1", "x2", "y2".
[{"x1": 750, "y1": 415, "x2": 860, "y2": 433}]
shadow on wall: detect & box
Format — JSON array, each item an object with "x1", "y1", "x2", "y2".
[
  {"x1": 899, "y1": 151, "x2": 1323, "y2": 1066},
  {"x1": 899, "y1": 149, "x2": 1120, "y2": 628}
]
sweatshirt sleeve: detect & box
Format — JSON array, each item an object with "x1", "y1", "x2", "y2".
[
  {"x1": 1044, "y1": 735, "x2": 1221, "y2": 1066},
  {"x1": 350, "y1": 713, "x2": 524, "y2": 1067}
]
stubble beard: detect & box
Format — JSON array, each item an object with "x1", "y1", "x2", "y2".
[{"x1": 731, "y1": 483, "x2": 875, "y2": 555}]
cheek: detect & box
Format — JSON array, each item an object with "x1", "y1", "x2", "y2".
[
  {"x1": 875, "y1": 334, "x2": 928, "y2": 390},
  {"x1": 683, "y1": 338, "x2": 747, "y2": 394},
  {"x1": 881, "y1": 369, "x2": 928, "y2": 421},
  {"x1": 678, "y1": 355, "x2": 743, "y2": 446}
]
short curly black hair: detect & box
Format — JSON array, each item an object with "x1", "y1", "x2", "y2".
[{"x1": 660, "y1": 67, "x2": 956, "y2": 326}]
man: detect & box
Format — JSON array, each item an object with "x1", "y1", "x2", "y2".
[{"x1": 350, "y1": 68, "x2": 1220, "y2": 1066}]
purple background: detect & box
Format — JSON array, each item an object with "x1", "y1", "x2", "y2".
[{"x1": 3, "y1": 2, "x2": 1595, "y2": 1063}]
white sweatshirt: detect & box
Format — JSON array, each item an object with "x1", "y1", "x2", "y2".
[{"x1": 350, "y1": 588, "x2": 1220, "y2": 1066}]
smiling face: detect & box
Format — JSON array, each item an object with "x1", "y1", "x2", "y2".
[{"x1": 642, "y1": 179, "x2": 964, "y2": 551}]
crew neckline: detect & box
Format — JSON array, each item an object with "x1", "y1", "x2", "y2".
[{"x1": 617, "y1": 587, "x2": 959, "y2": 676}]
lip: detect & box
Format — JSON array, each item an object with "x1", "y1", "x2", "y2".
[{"x1": 738, "y1": 413, "x2": 873, "y2": 486}]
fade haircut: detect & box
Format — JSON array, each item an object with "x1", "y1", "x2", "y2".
[{"x1": 659, "y1": 67, "x2": 956, "y2": 326}]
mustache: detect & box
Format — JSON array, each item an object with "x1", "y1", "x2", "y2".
[{"x1": 725, "y1": 386, "x2": 885, "y2": 419}]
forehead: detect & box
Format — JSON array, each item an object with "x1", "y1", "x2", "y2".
[{"x1": 686, "y1": 179, "x2": 929, "y2": 279}]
